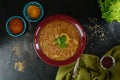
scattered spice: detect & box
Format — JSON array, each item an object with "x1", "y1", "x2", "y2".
[
  {"x1": 12, "y1": 45, "x2": 25, "y2": 72},
  {"x1": 88, "y1": 17, "x2": 97, "y2": 24},
  {"x1": 84, "y1": 18, "x2": 109, "y2": 48},
  {"x1": 14, "y1": 61, "x2": 25, "y2": 72},
  {"x1": 89, "y1": 24, "x2": 108, "y2": 41},
  {"x1": 12, "y1": 46, "x2": 21, "y2": 58},
  {"x1": 9, "y1": 18, "x2": 24, "y2": 34}
]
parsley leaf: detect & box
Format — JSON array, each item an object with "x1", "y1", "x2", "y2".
[{"x1": 54, "y1": 35, "x2": 67, "y2": 49}]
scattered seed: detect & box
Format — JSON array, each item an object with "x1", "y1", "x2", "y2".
[{"x1": 84, "y1": 17, "x2": 109, "y2": 49}]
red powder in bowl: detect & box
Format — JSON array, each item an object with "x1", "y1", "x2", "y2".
[
  {"x1": 101, "y1": 56, "x2": 114, "y2": 69},
  {"x1": 9, "y1": 18, "x2": 24, "y2": 34}
]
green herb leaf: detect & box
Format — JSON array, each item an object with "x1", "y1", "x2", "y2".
[
  {"x1": 98, "y1": 0, "x2": 120, "y2": 22},
  {"x1": 53, "y1": 35, "x2": 67, "y2": 49},
  {"x1": 59, "y1": 42, "x2": 67, "y2": 49},
  {"x1": 58, "y1": 38, "x2": 62, "y2": 44}
]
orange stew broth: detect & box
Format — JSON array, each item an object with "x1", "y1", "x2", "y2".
[{"x1": 39, "y1": 20, "x2": 80, "y2": 61}]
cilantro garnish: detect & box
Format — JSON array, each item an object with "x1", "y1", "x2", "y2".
[{"x1": 54, "y1": 35, "x2": 67, "y2": 49}]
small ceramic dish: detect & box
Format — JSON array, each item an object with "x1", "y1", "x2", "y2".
[
  {"x1": 6, "y1": 16, "x2": 27, "y2": 37},
  {"x1": 100, "y1": 55, "x2": 115, "y2": 70},
  {"x1": 23, "y1": 1, "x2": 44, "y2": 22}
]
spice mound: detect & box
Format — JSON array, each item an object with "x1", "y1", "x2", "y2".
[
  {"x1": 27, "y1": 5, "x2": 41, "y2": 19},
  {"x1": 9, "y1": 18, "x2": 24, "y2": 34},
  {"x1": 14, "y1": 61, "x2": 25, "y2": 72}
]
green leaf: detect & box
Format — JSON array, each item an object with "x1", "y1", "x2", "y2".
[
  {"x1": 58, "y1": 38, "x2": 62, "y2": 44},
  {"x1": 98, "y1": 0, "x2": 120, "y2": 22},
  {"x1": 59, "y1": 42, "x2": 67, "y2": 49},
  {"x1": 53, "y1": 35, "x2": 67, "y2": 49}
]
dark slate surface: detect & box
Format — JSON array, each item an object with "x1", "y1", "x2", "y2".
[{"x1": 0, "y1": 0, "x2": 120, "y2": 80}]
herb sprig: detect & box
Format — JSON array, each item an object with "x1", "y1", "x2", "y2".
[{"x1": 54, "y1": 35, "x2": 67, "y2": 49}]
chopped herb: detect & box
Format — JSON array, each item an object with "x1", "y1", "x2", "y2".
[
  {"x1": 59, "y1": 42, "x2": 67, "y2": 49},
  {"x1": 54, "y1": 35, "x2": 67, "y2": 49}
]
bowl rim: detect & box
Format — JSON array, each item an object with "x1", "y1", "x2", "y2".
[
  {"x1": 33, "y1": 14, "x2": 87, "y2": 66},
  {"x1": 6, "y1": 16, "x2": 27, "y2": 37},
  {"x1": 23, "y1": 1, "x2": 44, "y2": 22}
]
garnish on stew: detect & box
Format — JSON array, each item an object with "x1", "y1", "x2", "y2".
[{"x1": 54, "y1": 33, "x2": 70, "y2": 49}]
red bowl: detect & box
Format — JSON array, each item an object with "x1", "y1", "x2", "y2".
[{"x1": 33, "y1": 14, "x2": 87, "y2": 66}]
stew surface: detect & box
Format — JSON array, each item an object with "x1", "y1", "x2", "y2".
[{"x1": 39, "y1": 20, "x2": 80, "y2": 61}]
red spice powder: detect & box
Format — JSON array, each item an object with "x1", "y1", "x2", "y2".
[
  {"x1": 101, "y1": 56, "x2": 113, "y2": 69},
  {"x1": 9, "y1": 18, "x2": 24, "y2": 34}
]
